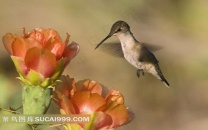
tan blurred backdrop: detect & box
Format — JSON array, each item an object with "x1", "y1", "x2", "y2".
[{"x1": 0, "y1": 0, "x2": 208, "y2": 130}]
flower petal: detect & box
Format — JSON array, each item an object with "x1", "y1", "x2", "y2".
[
  {"x1": 53, "y1": 91, "x2": 76, "y2": 114},
  {"x1": 11, "y1": 37, "x2": 27, "y2": 58},
  {"x1": 61, "y1": 95, "x2": 76, "y2": 114},
  {"x1": 105, "y1": 89, "x2": 124, "y2": 102},
  {"x1": 88, "y1": 112, "x2": 113, "y2": 130},
  {"x1": 4, "y1": 34, "x2": 42, "y2": 58},
  {"x1": 24, "y1": 37, "x2": 43, "y2": 50},
  {"x1": 71, "y1": 91, "x2": 106, "y2": 113},
  {"x1": 104, "y1": 89, "x2": 124, "y2": 114},
  {"x1": 44, "y1": 39, "x2": 65, "y2": 60},
  {"x1": 28, "y1": 28, "x2": 62, "y2": 46},
  {"x1": 25, "y1": 47, "x2": 56, "y2": 78},
  {"x1": 55, "y1": 75, "x2": 76, "y2": 98},
  {"x1": 63, "y1": 42, "x2": 79, "y2": 59},
  {"x1": 11, "y1": 56, "x2": 28, "y2": 76},
  {"x1": 105, "y1": 104, "x2": 129, "y2": 128},
  {"x1": 62, "y1": 42, "x2": 79, "y2": 66},
  {"x1": 76, "y1": 80, "x2": 102, "y2": 95},
  {"x1": 2, "y1": 33, "x2": 16, "y2": 55}
]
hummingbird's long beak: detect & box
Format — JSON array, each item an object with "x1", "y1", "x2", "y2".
[{"x1": 94, "y1": 34, "x2": 112, "y2": 49}]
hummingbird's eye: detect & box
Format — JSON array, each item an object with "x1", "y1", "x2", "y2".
[{"x1": 116, "y1": 28, "x2": 122, "y2": 33}]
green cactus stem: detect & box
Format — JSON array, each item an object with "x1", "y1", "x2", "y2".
[
  {"x1": 22, "y1": 85, "x2": 52, "y2": 114},
  {"x1": 0, "y1": 108, "x2": 33, "y2": 130}
]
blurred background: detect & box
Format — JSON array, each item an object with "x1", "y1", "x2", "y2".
[{"x1": 0, "y1": 0, "x2": 208, "y2": 130}]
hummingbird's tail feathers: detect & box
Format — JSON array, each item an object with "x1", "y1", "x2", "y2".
[
  {"x1": 160, "y1": 76, "x2": 170, "y2": 88},
  {"x1": 152, "y1": 64, "x2": 170, "y2": 88}
]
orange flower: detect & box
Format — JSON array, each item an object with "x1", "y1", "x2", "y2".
[
  {"x1": 53, "y1": 76, "x2": 133, "y2": 130},
  {"x1": 2, "y1": 28, "x2": 79, "y2": 87}
]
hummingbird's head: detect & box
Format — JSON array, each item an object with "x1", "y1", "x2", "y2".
[
  {"x1": 110, "y1": 21, "x2": 130, "y2": 36},
  {"x1": 95, "y1": 20, "x2": 130, "y2": 49}
]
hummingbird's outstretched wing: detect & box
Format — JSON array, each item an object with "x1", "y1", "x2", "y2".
[
  {"x1": 141, "y1": 43, "x2": 162, "y2": 52},
  {"x1": 97, "y1": 42, "x2": 162, "y2": 58},
  {"x1": 97, "y1": 42, "x2": 124, "y2": 58}
]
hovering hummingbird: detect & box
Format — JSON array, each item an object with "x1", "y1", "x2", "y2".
[{"x1": 95, "y1": 20, "x2": 170, "y2": 87}]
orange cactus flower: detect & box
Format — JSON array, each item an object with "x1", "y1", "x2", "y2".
[
  {"x1": 2, "y1": 28, "x2": 79, "y2": 87},
  {"x1": 53, "y1": 76, "x2": 133, "y2": 130}
]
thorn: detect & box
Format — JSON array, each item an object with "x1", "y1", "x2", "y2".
[{"x1": 14, "y1": 106, "x2": 23, "y2": 111}]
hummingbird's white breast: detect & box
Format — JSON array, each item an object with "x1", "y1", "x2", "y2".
[{"x1": 117, "y1": 33, "x2": 143, "y2": 69}]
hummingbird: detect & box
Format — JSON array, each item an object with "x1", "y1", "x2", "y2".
[{"x1": 95, "y1": 20, "x2": 170, "y2": 87}]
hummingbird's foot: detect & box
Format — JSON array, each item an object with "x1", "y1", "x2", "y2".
[
  {"x1": 142, "y1": 70, "x2": 145, "y2": 76},
  {"x1": 137, "y1": 69, "x2": 145, "y2": 77}
]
